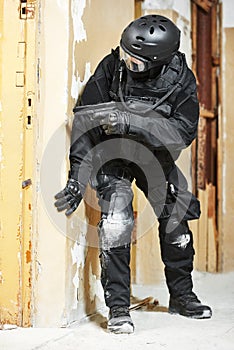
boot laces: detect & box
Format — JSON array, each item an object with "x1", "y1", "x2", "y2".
[
  {"x1": 111, "y1": 306, "x2": 130, "y2": 318},
  {"x1": 179, "y1": 292, "x2": 200, "y2": 304}
]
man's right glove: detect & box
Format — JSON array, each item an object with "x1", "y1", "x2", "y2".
[
  {"x1": 54, "y1": 178, "x2": 82, "y2": 216},
  {"x1": 92, "y1": 108, "x2": 130, "y2": 135}
]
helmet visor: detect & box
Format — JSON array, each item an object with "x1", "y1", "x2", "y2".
[{"x1": 120, "y1": 47, "x2": 148, "y2": 72}]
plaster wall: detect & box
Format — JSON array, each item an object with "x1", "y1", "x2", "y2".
[
  {"x1": 3, "y1": 0, "x2": 234, "y2": 328},
  {"x1": 220, "y1": 0, "x2": 234, "y2": 271},
  {"x1": 34, "y1": 0, "x2": 134, "y2": 327}
]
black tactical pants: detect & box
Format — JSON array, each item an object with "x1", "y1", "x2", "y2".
[{"x1": 96, "y1": 165, "x2": 195, "y2": 308}]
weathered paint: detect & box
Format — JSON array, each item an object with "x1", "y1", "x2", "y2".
[
  {"x1": 32, "y1": 0, "x2": 69, "y2": 327},
  {"x1": 71, "y1": 62, "x2": 91, "y2": 100},
  {"x1": 0, "y1": 0, "x2": 33, "y2": 326},
  {"x1": 6, "y1": 0, "x2": 234, "y2": 328},
  {"x1": 89, "y1": 264, "x2": 104, "y2": 304},
  {"x1": 71, "y1": 241, "x2": 86, "y2": 268},
  {"x1": 71, "y1": 0, "x2": 87, "y2": 42},
  {"x1": 142, "y1": 0, "x2": 190, "y2": 21},
  {"x1": 33, "y1": 0, "x2": 134, "y2": 327},
  {"x1": 221, "y1": 24, "x2": 234, "y2": 271},
  {"x1": 62, "y1": 0, "x2": 135, "y2": 326},
  {"x1": 220, "y1": 1, "x2": 234, "y2": 271}
]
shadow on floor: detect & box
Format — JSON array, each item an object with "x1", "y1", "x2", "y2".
[{"x1": 85, "y1": 296, "x2": 169, "y2": 331}]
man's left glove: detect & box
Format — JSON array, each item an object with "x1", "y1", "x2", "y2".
[
  {"x1": 93, "y1": 108, "x2": 130, "y2": 135},
  {"x1": 54, "y1": 178, "x2": 82, "y2": 216}
]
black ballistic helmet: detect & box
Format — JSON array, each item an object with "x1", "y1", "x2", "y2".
[{"x1": 120, "y1": 14, "x2": 181, "y2": 71}]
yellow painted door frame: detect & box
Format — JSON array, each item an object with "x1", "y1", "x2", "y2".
[
  {"x1": 135, "y1": 0, "x2": 143, "y2": 18},
  {"x1": 0, "y1": 0, "x2": 36, "y2": 327}
]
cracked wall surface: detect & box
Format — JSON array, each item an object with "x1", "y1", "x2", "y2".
[
  {"x1": 2, "y1": 0, "x2": 234, "y2": 327},
  {"x1": 33, "y1": 0, "x2": 134, "y2": 327}
]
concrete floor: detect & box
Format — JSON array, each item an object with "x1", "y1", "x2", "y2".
[{"x1": 1, "y1": 271, "x2": 234, "y2": 350}]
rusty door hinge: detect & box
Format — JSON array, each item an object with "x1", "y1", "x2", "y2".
[{"x1": 19, "y1": 0, "x2": 35, "y2": 20}]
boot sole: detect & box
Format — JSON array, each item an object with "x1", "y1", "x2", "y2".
[
  {"x1": 169, "y1": 307, "x2": 212, "y2": 319},
  {"x1": 108, "y1": 323, "x2": 134, "y2": 334}
]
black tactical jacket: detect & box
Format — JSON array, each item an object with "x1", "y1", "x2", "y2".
[{"x1": 70, "y1": 48, "x2": 199, "y2": 185}]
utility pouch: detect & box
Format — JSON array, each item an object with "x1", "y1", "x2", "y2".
[
  {"x1": 182, "y1": 193, "x2": 201, "y2": 221},
  {"x1": 167, "y1": 183, "x2": 201, "y2": 221}
]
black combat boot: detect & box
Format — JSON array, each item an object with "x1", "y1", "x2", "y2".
[
  {"x1": 169, "y1": 292, "x2": 212, "y2": 319},
  {"x1": 107, "y1": 306, "x2": 134, "y2": 334}
]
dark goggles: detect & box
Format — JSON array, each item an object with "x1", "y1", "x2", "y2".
[{"x1": 119, "y1": 47, "x2": 151, "y2": 72}]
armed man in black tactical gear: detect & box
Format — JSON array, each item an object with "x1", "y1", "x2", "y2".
[{"x1": 55, "y1": 15, "x2": 212, "y2": 334}]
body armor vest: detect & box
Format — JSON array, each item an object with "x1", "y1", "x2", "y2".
[{"x1": 110, "y1": 50, "x2": 188, "y2": 119}]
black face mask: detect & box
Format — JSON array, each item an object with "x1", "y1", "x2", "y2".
[{"x1": 127, "y1": 64, "x2": 164, "y2": 81}]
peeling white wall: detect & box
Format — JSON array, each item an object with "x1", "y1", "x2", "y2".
[
  {"x1": 34, "y1": 0, "x2": 135, "y2": 327},
  {"x1": 220, "y1": 0, "x2": 234, "y2": 270},
  {"x1": 33, "y1": 0, "x2": 70, "y2": 327},
  {"x1": 142, "y1": 0, "x2": 191, "y2": 21},
  {"x1": 70, "y1": 0, "x2": 91, "y2": 101},
  {"x1": 71, "y1": 62, "x2": 91, "y2": 100},
  {"x1": 71, "y1": 0, "x2": 87, "y2": 42},
  {"x1": 64, "y1": 0, "x2": 135, "y2": 325}
]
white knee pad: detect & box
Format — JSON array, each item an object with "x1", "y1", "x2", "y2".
[{"x1": 98, "y1": 214, "x2": 134, "y2": 250}]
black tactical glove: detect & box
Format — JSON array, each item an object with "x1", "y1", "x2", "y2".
[
  {"x1": 54, "y1": 178, "x2": 82, "y2": 216},
  {"x1": 93, "y1": 108, "x2": 130, "y2": 135}
]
